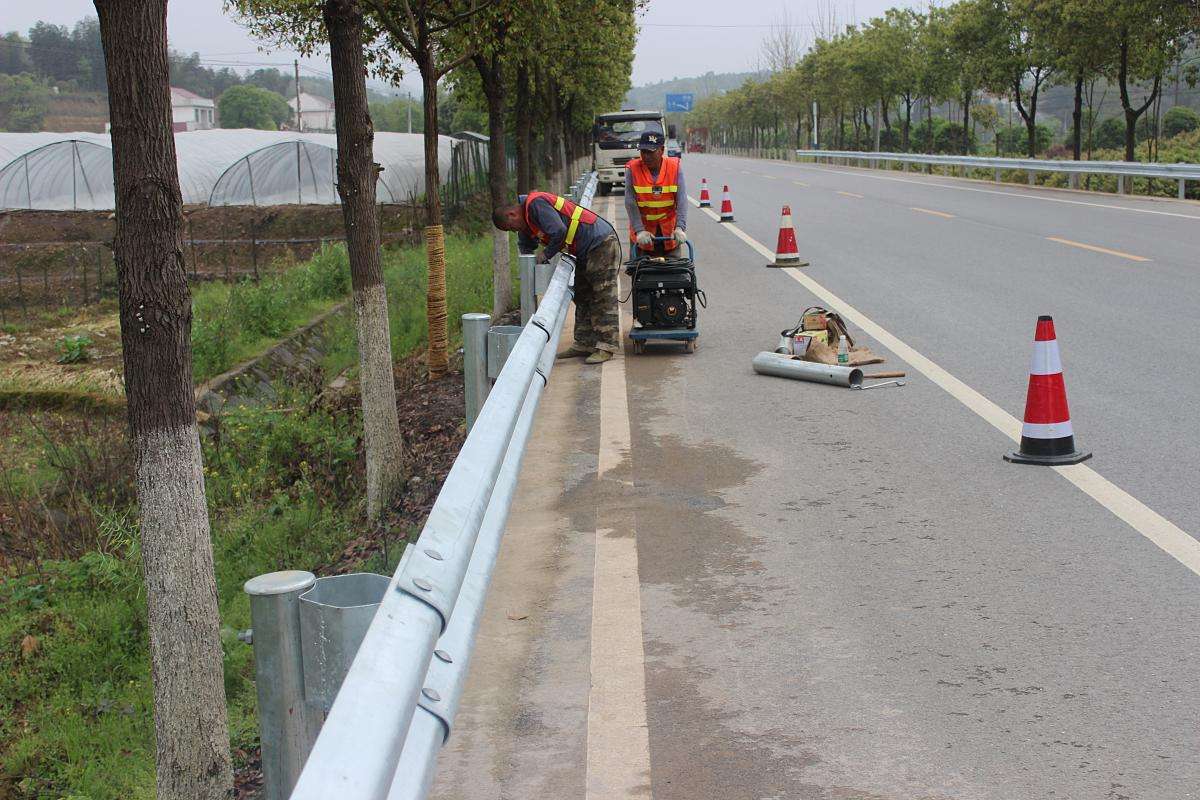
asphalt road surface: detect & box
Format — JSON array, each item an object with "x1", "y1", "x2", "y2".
[{"x1": 431, "y1": 155, "x2": 1200, "y2": 800}]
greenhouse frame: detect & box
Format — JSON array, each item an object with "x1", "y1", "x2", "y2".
[{"x1": 0, "y1": 129, "x2": 468, "y2": 210}]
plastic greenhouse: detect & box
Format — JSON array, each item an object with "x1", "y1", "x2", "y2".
[{"x1": 0, "y1": 130, "x2": 459, "y2": 210}]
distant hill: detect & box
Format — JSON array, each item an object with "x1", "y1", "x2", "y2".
[{"x1": 624, "y1": 71, "x2": 766, "y2": 111}]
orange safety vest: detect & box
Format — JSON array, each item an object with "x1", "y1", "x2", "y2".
[
  {"x1": 626, "y1": 155, "x2": 681, "y2": 252},
  {"x1": 523, "y1": 191, "x2": 598, "y2": 256}
]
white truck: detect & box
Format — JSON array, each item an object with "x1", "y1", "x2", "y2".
[{"x1": 592, "y1": 108, "x2": 666, "y2": 196}]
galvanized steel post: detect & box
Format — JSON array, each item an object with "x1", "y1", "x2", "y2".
[
  {"x1": 244, "y1": 571, "x2": 322, "y2": 800},
  {"x1": 462, "y1": 313, "x2": 491, "y2": 429},
  {"x1": 519, "y1": 253, "x2": 536, "y2": 324}
]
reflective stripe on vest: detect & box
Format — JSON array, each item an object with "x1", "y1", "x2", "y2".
[
  {"x1": 523, "y1": 191, "x2": 597, "y2": 255},
  {"x1": 626, "y1": 156, "x2": 681, "y2": 250}
]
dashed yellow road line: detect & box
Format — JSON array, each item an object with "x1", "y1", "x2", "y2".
[
  {"x1": 837, "y1": 191, "x2": 864, "y2": 199},
  {"x1": 1046, "y1": 236, "x2": 1150, "y2": 262},
  {"x1": 687, "y1": 192, "x2": 1200, "y2": 581},
  {"x1": 911, "y1": 206, "x2": 955, "y2": 219}
]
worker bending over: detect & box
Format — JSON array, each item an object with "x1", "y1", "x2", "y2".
[
  {"x1": 624, "y1": 130, "x2": 688, "y2": 255},
  {"x1": 493, "y1": 191, "x2": 621, "y2": 365}
]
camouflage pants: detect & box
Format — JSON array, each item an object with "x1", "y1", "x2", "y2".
[{"x1": 573, "y1": 235, "x2": 621, "y2": 353}]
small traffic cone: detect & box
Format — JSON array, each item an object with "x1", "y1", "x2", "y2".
[
  {"x1": 767, "y1": 205, "x2": 808, "y2": 267},
  {"x1": 699, "y1": 178, "x2": 712, "y2": 207},
  {"x1": 719, "y1": 185, "x2": 734, "y2": 222},
  {"x1": 1004, "y1": 316, "x2": 1091, "y2": 466}
]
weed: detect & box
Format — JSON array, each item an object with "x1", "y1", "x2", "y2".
[{"x1": 55, "y1": 335, "x2": 94, "y2": 364}]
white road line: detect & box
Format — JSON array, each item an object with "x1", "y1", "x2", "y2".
[
  {"x1": 586, "y1": 196, "x2": 652, "y2": 800},
  {"x1": 688, "y1": 194, "x2": 1200, "y2": 578},
  {"x1": 837, "y1": 190, "x2": 865, "y2": 198},
  {"x1": 792, "y1": 180, "x2": 809, "y2": 187},
  {"x1": 779, "y1": 161, "x2": 1200, "y2": 221}
]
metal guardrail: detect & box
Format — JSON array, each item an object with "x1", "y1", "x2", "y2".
[
  {"x1": 243, "y1": 172, "x2": 597, "y2": 800},
  {"x1": 793, "y1": 149, "x2": 1200, "y2": 198}
]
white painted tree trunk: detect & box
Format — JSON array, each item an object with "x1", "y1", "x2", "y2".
[
  {"x1": 137, "y1": 425, "x2": 233, "y2": 800},
  {"x1": 355, "y1": 283, "x2": 404, "y2": 518},
  {"x1": 491, "y1": 228, "x2": 511, "y2": 319}
]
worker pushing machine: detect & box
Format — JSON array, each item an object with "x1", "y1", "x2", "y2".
[
  {"x1": 492, "y1": 191, "x2": 622, "y2": 365},
  {"x1": 624, "y1": 130, "x2": 688, "y2": 255}
]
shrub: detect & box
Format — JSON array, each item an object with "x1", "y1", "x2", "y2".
[{"x1": 1163, "y1": 106, "x2": 1200, "y2": 140}]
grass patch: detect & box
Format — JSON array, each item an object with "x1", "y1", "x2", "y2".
[
  {"x1": 191, "y1": 244, "x2": 350, "y2": 382},
  {"x1": 0, "y1": 227, "x2": 515, "y2": 799}
]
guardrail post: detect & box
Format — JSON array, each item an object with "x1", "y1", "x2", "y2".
[
  {"x1": 1027, "y1": 170, "x2": 1035, "y2": 186},
  {"x1": 1069, "y1": 173, "x2": 1080, "y2": 190},
  {"x1": 994, "y1": 168, "x2": 1000, "y2": 182},
  {"x1": 1179, "y1": 178, "x2": 1186, "y2": 200},
  {"x1": 1117, "y1": 174, "x2": 1125, "y2": 194},
  {"x1": 462, "y1": 312, "x2": 491, "y2": 430},
  {"x1": 244, "y1": 571, "x2": 322, "y2": 800},
  {"x1": 519, "y1": 253, "x2": 536, "y2": 324}
]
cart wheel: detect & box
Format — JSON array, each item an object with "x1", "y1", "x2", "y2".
[{"x1": 686, "y1": 339, "x2": 697, "y2": 353}]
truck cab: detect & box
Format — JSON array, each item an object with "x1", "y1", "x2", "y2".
[{"x1": 592, "y1": 109, "x2": 665, "y2": 196}]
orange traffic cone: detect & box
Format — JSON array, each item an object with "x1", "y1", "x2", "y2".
[
  {"x1": 719, "y1": 185, "x2": 734, "y2": 222},
  {"x1": 767, "y1": 205, "x2": 808, "y2": 267},
  {"x1": 1004, "y1": 316, "x2": 1091, "y2": 465},
  {"x1": 699, "y1": 177, "x2": 712, "y2": 207}
]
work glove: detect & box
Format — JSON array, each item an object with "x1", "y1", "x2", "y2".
[
  {"x1": 635, "y1": 230, "x2": 653, "y2": 247},
  {"x1": 673, "y1": 229, "x2": 688, "y2": 244}
]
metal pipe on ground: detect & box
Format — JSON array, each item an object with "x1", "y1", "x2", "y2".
[{"x1": 751, "y1": 351, "x2": 864, "y2": 388}]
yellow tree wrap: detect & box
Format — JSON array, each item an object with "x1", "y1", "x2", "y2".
[{"x1": 425, "y1": 223, "x2": 449, "y2": 378}]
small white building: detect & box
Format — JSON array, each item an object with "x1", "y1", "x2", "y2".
[
  {"x1": 288, "y1": 92, "x2": 336, "y2": 132},
  {"x1": 170, "y1": 87, "x2": 215, "y2": 132}
]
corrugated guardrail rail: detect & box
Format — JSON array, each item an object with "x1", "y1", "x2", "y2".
[
  {"x1": 285, "y1": 172, "x2": 597, "y2": 800},
  {"x1": 793, "y1": 149, "x2": 1200, "y2": 198}
]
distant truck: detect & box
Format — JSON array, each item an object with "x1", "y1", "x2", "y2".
[{"x1": 592, "y1": 109, "x2": 665, "y2": 196}]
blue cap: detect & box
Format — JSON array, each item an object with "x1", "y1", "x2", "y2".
[{"x1": 637, "y1": 131, "x2": 664, "y2": 151}]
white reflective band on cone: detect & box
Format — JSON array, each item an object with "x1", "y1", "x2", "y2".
[
  {"x1": 1021, "y1": 420, "x2": 1074, "y2": 439},
  {"x1": 1028, "y1": 340, "x2": 1064, "y2": 376}
]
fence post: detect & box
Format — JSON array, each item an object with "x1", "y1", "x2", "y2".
[
  {"x1": 519, "y1": 253, "x2": 536, "y2": 325},
  {"x1": 81, "y1": 249, "x2": 89, "y2": 304},
  {"x1": 251, "y1": 223, "x2": 260, "y2": 281},
  {"x1": 462, "y1": 312, "x2": 491, "y2": 430},
  {"x1": 16, "y1": 262, "x2": 26, "y2": 318},
  {"x1": 244, "y1": 571, "x2": 322, "y2": 800}
]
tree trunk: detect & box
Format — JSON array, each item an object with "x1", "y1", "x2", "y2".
[
  {"x1": 927, "y1": 97, "x2": 933, "y2": 154},
  {"x1": 94, "y1": 2, "x2": 232, "y2": 798},
  {"x1": 962, "y1": 90, "x2": 972, "y2": 154},
  {"x1": 474, "y1": 52, "x2": 511, "y2": 319},
  {"x1": 419, "y1": 54, "x2": 449, "y2": 378},
  {"x1": 515, "y1": 67, "x2": 532, "y2": 193},
  {"x1": 324, "y1": 0, "x2": 406, "y2": 518},
  {"x1": 1071, "y1": 73, "x2": 1084, "y2": 160},
  {"x1": 1117, "y1": 33, "x2": 1160, "y2": 163},
  {"x1": 903, "y1": 95, "x2": 912, "y2": 151}
]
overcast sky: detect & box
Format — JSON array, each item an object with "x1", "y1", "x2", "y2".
[{"x1": 6, "y1": 0, "x2": 916, "y2": 91}]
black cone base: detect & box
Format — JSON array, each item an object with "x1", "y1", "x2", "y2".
[{"x1": 1005, "y1": 435, "x2": 1092, "y2": 466}]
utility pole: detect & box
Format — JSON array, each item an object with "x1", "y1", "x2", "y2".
[
  {"x1": 812, "y1": 101, "x2": 819, "y2": 148},
  {"x1": 294, "y1": 59, "x2": 303, "y2": 132},
  {"x1": 407, "y1": 91, "x2": 412, "y2": 134}
]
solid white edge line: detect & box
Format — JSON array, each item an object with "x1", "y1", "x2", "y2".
[
  {"x1": 780, "y1": 161, "x2": 1200, "y2": 221},
  {"x1": 687, "y1": 193, "x2": 1200, "y2": 578}
]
